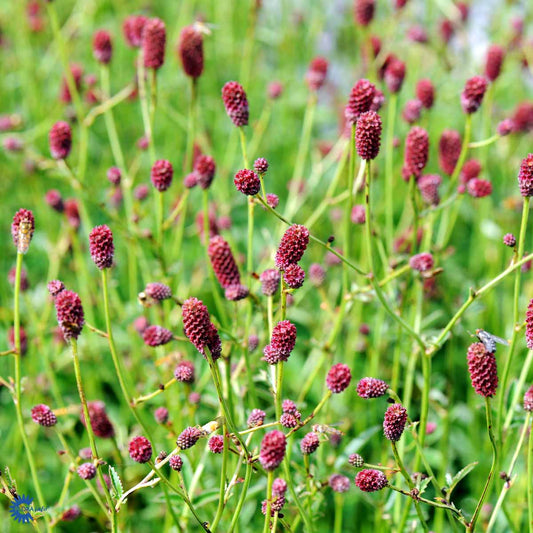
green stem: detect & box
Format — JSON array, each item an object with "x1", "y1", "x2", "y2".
[
  {"x1": 529, "y1": 415, "x2": 533, "y2": 533},
  {"x1": 263, "y1": 471, "x2": 274, "y2": 533},
  {"x1": 211, "y1": 427, "x2": 228, "y2": 531},
  {"x1": 342, "y1": 124, "x2": 357, "y2": 294},
  {"x1": 385, "y1": 93, "x2": 397, "y2": 253},
  {"x1": 334, "y1": 493, "x2": 343, "y2": 533},
  {"x1": 467, "y1": 397, "x2": 498, "y2": 533},
  {"x1": 70, "y1": 339, "x2": 117, "y2": 532},
  {"x1": 469, "y1": 134, "x2": 500, "y2": 148},
  {"x1": 503, "y1": 349, "x2": 533, "y2": 432},
  {"x1": 185, "y1": 78, "x2": 198, "y2": 172},
  {"x1": 228, "y1": 461, "x2": 253, "y2": 532}
]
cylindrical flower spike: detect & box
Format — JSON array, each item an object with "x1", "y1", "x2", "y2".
[
  {"x1": 81, "y1": 401, "x2": 115, "y2": 438},
  {"x1": 485, "y1": 45, "x2": 505, "y2": 82},
  {"x1": 11, "y1": 209, "x2": 35, "y2": 254},
  {"x1": 415, "y1": 79, "x2": 435, "y2": 109},
  {"x1": 142, "y1": 18, "x2": 166, "y2": 70},
  {"x1": 93, "y1": 30, "x2": 112, "y2": 64},
  {"x1": 329, "y1": 474, "x2": 351, "y2": 493},
  {"x1": 55, "y1": 290, "x2": 84, "y2": 340},
  {"x1": 208, "y1": 236, "x2": 242, "y2": 289},
  {"x1": 174, "y1": 360, "x2": 195, "y2": 383},
  {"x1": 178, "y1": 25, "x2": 204, "y2": 79},
  {"x1": 151, "y1": 160, "x2": 174, "y2": 192},
  {"x1": 270, "y1": 320, "x2": 297, "y2": 361},
  {"x1": 345, "y1": 79, "x2": 377, "y2": 125},
  {"x1": 357, "y1": 377, "x2": 389, "y2": 398},
  {"x1": 518, "y1": 154, "x2": 533, "y2": 198},
  {"x1": 438, "y1": 129, "x2": 461, "y2": 176},
  {"x1": 89, "y1": 225, "x2": 114, "y2": 269},
  {"x1": 283, "y1": 264, "x2": 305, "y2": 289},
  {"x1": 300, "y1": 432, "x2": 320, "y2": 454},
  {"x1": 144, "y1": 282, "x2": 172, "y2": 301},
  {"x1": 260, "y1": 269, "x2": 281, "y2": 296},
  {"x1": 49, "y1": 121, "x2": 72, "y2": 160},
  {"x1": 467, "y1": 342, "x2": 498, "y2": 397},
  {"x1": 123, "y1": 15, "x2": 147, "y2": 48},
  {"x1": 326, "y1": 363, "x2": 352, "y2": 393},
  {"x1": 461, "y1": 76, "x2": 488, "y2": 114},
  {"x1": 383, "y1": 403, "x2": 408, "y2": 441},
  {"x1": 402, "y1": 126, "x2": 429, "y2": 180},
  {"x1": 222, "y1": 81, "x2": 249, "y2": 127},
  {"x1": 525, "y1": 299, "x2": 533, "y2": 349},
  {"x1": 384, "y1": 58, "x2": 406, "y2": 93},
  {"x1": 349, "y1": 453, "x2": 364, "y2": 467},
  {"x1": 31, "y1": 404, "x2": 57, "y2": 427},
  {"x1": 259, "y1": 430, "x2": 287, "y2": 471},
  {"x1": 194, "y1": 155, "x2": 216, "y2": 189},
  {"x1": 234, "y1": 169, "x2": 260, "y2": 196},
  {"x1": 355, "y1": 469, "x2": 388, "y2": 492},
  {"x1": 355, "y1": 111, "x2": 382, "y2": 160},
  {"x1": 129, "y1": 436, "x2": 152, "y2": 463},
  {"x1": 143, "y1": 325, "x2": 173, "y2": 347},
  {"x1": 275, "y1": 224, "x2": 310, "y2": 270},
  {"x1": 354, "y1": 0, "x2": 375, "y2": 26},
  {"x1": 177, "y1": 426, "x2": 202, "y2": 449},
  {"x1": 305, "y1": 57, "x2": 328, "y2": 91},
  {"x1": 417, "y1": 174, "x2": 442, "y2": 206}
]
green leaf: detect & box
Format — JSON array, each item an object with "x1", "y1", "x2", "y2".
[
  {"x1": 108, "y1": 465, "x2": 124, "y2": 500},
  {"x1": 446, "y1": 462, "x2": 478, "y2": 497}
]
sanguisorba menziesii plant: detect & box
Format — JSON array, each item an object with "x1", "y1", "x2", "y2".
[{"x1": 4, "y1": 2, "x2": 533, "y2": 531}]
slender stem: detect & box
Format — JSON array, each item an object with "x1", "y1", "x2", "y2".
[
  {"x1": 409, "y1": 175, "x2": 419, "y2": 253},
  {"x1": 343, "y1": 124, "x2": 357, "y2": 294},
  {"x1": 263, "y1": 471, "x2": 274, "y2": 533},
  {"x1": 211, "y1": 427, "x2": 228, "y2": 531},
  {"x1": 185, "y1": 78, "x2": 198, "y2": 172},
  {"x1": 12, "y1": 252, "x2": 49, "y2": 524},
  {"x1": 385, "y1": 93, "x2": 397, "y2": 253},
  {"x1": 529, "y1": 415, "x2": 533, "y2": 533},
  {"x1": 137, "y1": 52, "x2": 155, "y2": 162},
  {"x1": 487, "y1": 412, "x2": 530, "y2": 532},
  {"x1": 228, "y1": 460, "x2": 253, "y2": 532},
  {"x1": 468, "y1": 397, "x2": 498, "y2": 533},
  {"x1": 503, "y1": 349, "x2": 533, "y2": 432},
  {"x1": 70, "y1": 339, "x2": 117, "y2": 532},
  {"x1": 334, "y1": 493, "x2": 343, "y2": 533},
  {"x1": 282, "y1": 459, "x2": 313, "y2": 532},
  {"x1": 469, "y1": 134, "x2": 500, "y2": 148}
]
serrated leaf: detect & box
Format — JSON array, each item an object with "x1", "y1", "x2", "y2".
[
  {"x1": 417, "y1": 476, "x2": 432, "y2": 496},
  {"x1": 446, "y1": 462, "x2": 478, "y2": 497},
  {"x1": 108, "y1": 465, "x2": 123, "y2": 500},
  {"x1": 4, "y1": 466, "x2": 16, "y2": 491}
]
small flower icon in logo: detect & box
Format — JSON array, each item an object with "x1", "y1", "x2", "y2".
[{"x1": 9, "y1": 494, "x2": 34, "y2": 524}]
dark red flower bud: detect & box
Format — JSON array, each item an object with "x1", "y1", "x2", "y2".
[
  {"x1": 49, "y1": 121, "x2": 72, "y2": 160},
  {"x1": 309, "y1": 263, "x2": 326, "y2": 286},
  {"x1": 467, "y1": 342, "x2": 498, "y2": 397},
  {"x1": 81, "y1": 401, "x2": 115, "y2": 438},
  {"x1": 151, "y1": 160, "x2": 174, "y2": 192},
  {"x1": 485, "y1": 45, "x2": 505, "y2": 82},
  {"x1": 178, "y1": 25, "x2": 204, "y2": 78},
  {"x1": 329, "y1": 474, "x2": 351, "y2": 493},
  {"x1": 268, "y1": 81, "x2": 283, "y2": 99},
  {"x1": 415, "y1": 79, "x2": 435, "y2": 109},
  {"x1": 300, "y1": 432, "x2": 320, "y2": 454},
  {"x1": 261, "y1": 496, "x2": 286, "y2": 516},
  {"x1": 497, "y1": 119, "x2": 514, "y2": 136},
  {"x1": 460, "y1": 159, "x2": 482, "y2": 184},
  {"x1": 222, "y1": 81, "x2": 249, "y2": 127},
  {"x1": 349, "y1": 453, "x2": 364, "y2": 467},
  {"x1": 461, "y1": 76, "x2": 488, "y2": 114},
  {"x1": 402, "y1": 126, "x2": 429, "y2": 180},
  {"x1": 184, "y1": 173, "x2": 198, "y2": 188},
  {"x1": 524, "y1": 385, "x2": 533, "y2": 412},
  {"x1": 142, "y1": 18, "x2": 166, "y2": 70},
  {"x1": 208, "y1": 435, "x2": 224, "y2": 454},
  {"x1": 123, "y1": 15, "x2": 147, "y2": 48},
  {"x1": 31, "y1": 404, "x2": 57, "y2": 427},
  {"x1": 254, "y1": 157, "x2": 269, "y2": 175},
  {"x1": 417, "y1": 174, "x2": 441, "y2": 206},
  {"x1": 174, "y1": 360, "x2": 195, "y2": 383},
  {"x1": 283, "y1": 264, "x2": 305, "y2": 289},
  {"x1": 89, "y1": 225, "x2": 114, "y2": 269},
  {"x1": 383, "y1": 403, "x2": 408, "y2": 441},
  {"x1": 345, "y1": 79, "x2": 377, "y2": 125},
  {"x1": 143, "y1": 325, "x2": 173, "y2": 347},
  {"x1": 270, "y1": 320, "x2": 297, "y2": 361},
  {"x1": 182, "y1": 297, "x2": 221, "y2": 360},
  {"x1": 326, "y1": 363, "x2": 352, "y2": 393},
  {"x1": 266, "y1": 193, "x2": 279, "y2": 209},
  {"x1": 275, "y1": 224, "x2": 310, "y2": 270},
  {"x1": 357, "y1": 377, "x2": 389, "y2": 398},
  {"x1": 260, "y1": 430, "x2": 287, "y2": 471},
  {"x1": 194, "y1": 155, "x2": 216, "y2": 189},
  {"x1": 134, "y1": 184, "x2": 149, "y2": 200},
  {"x1": 467, "y1": 178, "x2": 492, "y2": 198},
  {"x1": 77, "y1": 462, "x2": 96, "y2": 480},
  {"x1": 45, "y1": 189, "x2": 64, "y2": 212},
  {"x1": 518, "y1": 154, "x2": 533, "y2": 197},
  {"x1": 351, "y1": 204, "x2": 366, "y2": 224},
  {"x1": 129, "y1": 436, "x2": 152, "y2": 463},
  {"x1": 439, "y1": 19, "x2": 454, "y2": 44},
  {"x1": 107, "y1": 167, "x2": 121, "y2": 186},
  {"x1": 305, "y1": 57, "x2": 328, "y2": 91},
  {"x1": 272, "y1": 478, "x2": 288, "y2": 497},
  {"x1": 234, "y1": 169, "x2": 260, "y2": 196},
  {"x1": 61, "y1": 506, "x2": 81, "y2": 522},
  {"x1": 503, "y1": 233, "x2": 516, "y2": 247},
  {"x1": 384, "y1": 59, "x2": 406, "y2": 93},
  {"x1": 154, "y1": 407, "x2": 169, "y2": 424},
  {"x1": 512, "y1": 103, "x2": 533, "y2": 133},
  {"x1": 55, "y1": 290, "x2": 84, "y2": 340},
  {"x1": 11, "y1": 208, "x2": 35, "y2": 254},
  {"x1": 177, "y1": 426, "x2": 202, "y2": 449},
  {"x1": 402, "y1": 99, "x2": 422, "y2": 124},
  {"x1": 144, "y1": 282, "x2": 172, "y2": 301},
  {"x1": 282, "y1": 399, "x2": 299, "y2": 415},
  {"x1": 407, "y1": 25, "x2": 428, "y2": 44},
  {"x1": 260, "y1": 269, "x2": 281, "y2": 296},
  {"x1": 247, "y1": 409, "x2": 266, "y2": 428},
  {"x1": 47, "y1": 279, "x2": 65, "y2": 298},
  {"x1": 169, "y1": 455, "x2": 183, "y2": 471},
  {"x1": 438, "y1": 129, "x2": 461, "y2": 176},
  {"x1": 208, "y1": 236, "x2": 241, "y2": 289},
  {"x1": 225, "y1": 284, "x2": 249, "y2": 301},
  {"x1": 59, "y1": 64, "x2": 83, "y2": 104},
  {"x1": 356, "y1": 111, "x2": 382, "y2": 160},
  {"x1": 355, "y1": 469, "x2": 388, "y2": 492},
  {"x1": 526, "y1": 299, "x2": 533, "y2": 349},
  {"x1": 353, "y1": 0, "x2": 375, "y2": 27},
  {"x1": 280, "y1": 413, "x2": 299, "y2": 428},
  {"x1": 93, "y1": 30, "x2": 112, "y2": 64}
]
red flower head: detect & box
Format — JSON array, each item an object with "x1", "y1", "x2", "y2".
[
  {"x1": 259, "y1": 430, "x2": 287, "y2": 471},
  {"x1": 485, "y1": 44, "x2": 505, "y2": 82},
  {"x1": 142, "y1": 18, "x2": 166, "y2": 70},
  {"x1": 357, "y1": 377, "x2": 389, "y2": 398},
  {"x1": 208, "y1": 236, "x2": 242, "y2": 289},
  {"x1": 349, "y1": 453, "x2": 364, "y2": 467},
  {"x1": 503, "y1": 233, "x2": 516, "y2": 247},
  {"x1": 355, "y1": 469, "x2": 388, "y2": 492},
  {"x1": 254, "y1": 157, "x2": 269, "y2": 175},
  {"x1": 222, "y1": 81, "x2": 249, "y2": 127},
  {"x1": 309, "y1": 263, "x2": 326, "y2": 286},
  {"x1": 143, "y1": 325, "x2": 173, "y2": 347},
  {"x1": 402, "y1": 126, "x2": 429, "y2": 180},
  {"x1": 151, "y1": 159, "x2": 174, "y2": 192},
  {"x1": 123, "y1": 15, "x2": 147, "y2": 48},
  {"x1": 461, "y1": 76, "x2": 488, "y2": 114},
  {"x1": 234, "y1": 169, "x2": 260, "y2": 196},
  {"x1": 59, "y1": 64, "x2": 83, "y2": 104},
  {"x1": 467, "y1": 342, "x2": 498, "y2": 397},
  {"x1": 154, "y1": 407, "x2": 169, "y2": 424},
  {"x1": 305, "y1": 56, "x2": 328, "y2": 91},
  {"x1": 169, "y1": 455, "x2": 183, "y2": 471},
  {"x1": 283, "y1": 264, "x2": 305, "y2": 289},
  {"x1": 275, "y1": 224, "x2": 310, "y2": 270},
  {"x1": 354, "y1": 0, "x2": 375, "y2": 26},
  {"x1": 129, "y1": 436, "x2": 152, "y2": 463},
  {"x1": 177, "y1": 426, "x2": 202, "y2": 449},
  {"x1": 194, "y1": 155, "x2": 216, "y2": 189},
  {"x1": 417, "y1": 174, "x2": 442, "y2": 206},
  {"x1": 260, "y1": 269, "x2": 281, "y2": 296},
  {"x1": 345, "y1": 79, "x2": 377, "y2": 126},
  {"x1": 45, "y1": 189, "x2": 64, "y2": 212},
  {"x1": 11, "y1": 208, "x2": 35, "y2": 254},
  {"x1": 81, "y1": 401, "x2": 114, "y2": 438},
  {"x1": 55, "y1": 290, "x2": 84, "y2": 340},
  {"x1": 31, "y1": 404, "x2": 57, "y2": 427},
  {"x1": 438, "y1": 129, "x2": 461, "y2": 176},
  {"x1": 526, "y1": 299, "x2": 533, "y2": 349},
  {"x1": 402, "y1": 99, "x2": 422, "y2": 124},
  {"x1": 409, "y1": 252, "x2": 434, "y2": 272},
  {"x1": 300, "y1": 432, "x2": 320, "y2": 454},
  {"x1": 107, "y1": 167, "x2": 121, "y2": 186},
  {"x1": 174, "y1": 360, "x2": 195, "y2": 383},
  {"x1": 89, "y1": 225, "x2": 114, "y2": 269},
  {"x1": 326, "y1": 363, "x2": 352, "y2": 393},
  {"x1": 356, "y1": 111, "x2": 382, "y2": 160},
  {"x1": 383, "y1": 403, "x2": 408, "y2": 441},
  {"x1": 467, "y1": 178, "x2": 492, "y2": 198},
  {"x1": 49, "y1": 121, "x2": 72, "y2": 160},
  {"x1": 270, "y1": 320, "x2": 297, "y2": 361},
  {"x1": 178, "y1": 25, "x2": 204, "y2": 78},
  {"x1": 93, "y1": 30, "x2": 112, "y2": 64},
  {"x1": 416, "y1": 79, "x2": 435, "y2": 109},
  {"x1": 247, "y1": 409, "x2": 266, "y2": 428},
  {"x1": 182, "y1": 297, "x2": 221, "y2": 360},
  {"x1": 77, "y1": 463, "x2": 96, "y2": 480},
  {"x1": 384, "y1": 58, "x2": 406, "y2": 93},
  {"x1": 460, "y1": 159, "x2": 482, "y2": 184},
  {"x1": 144, "y1": 282, "x2": 172, "y2": 301},
  {"x1": 518, "y1": 154, "x2": 533, "y2": 198},
  {"x1": 512, "y1": 103, "x2": 533, "y2": 133},
  {"x1": 329, "y1": 474, "x2": 351, "y2": 493},
  {"x1": 524, "y1": 385, "x2": 533, "y2": 412},
  {"x1": 208, "y1": 435, "x2": 224, "y2": 454}
]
